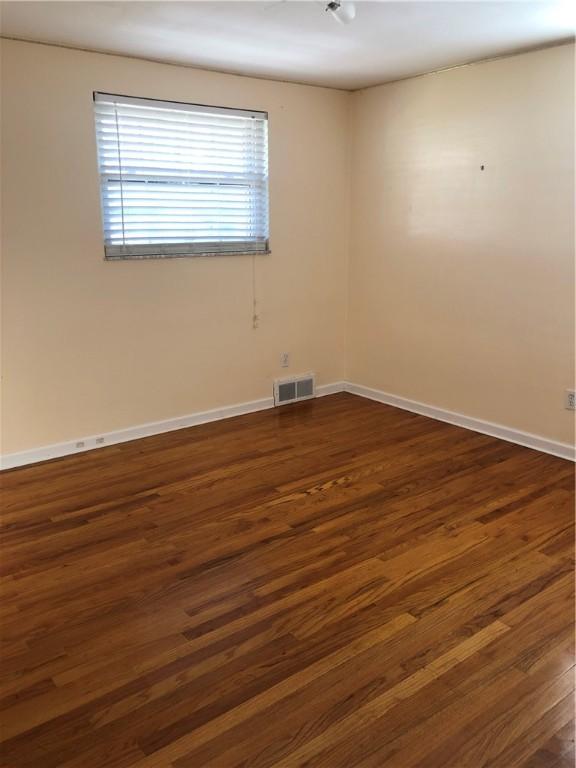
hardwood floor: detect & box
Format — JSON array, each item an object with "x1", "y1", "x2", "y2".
[{"x1": 1, "y1": 392, "x2": 574, "y2": 768}]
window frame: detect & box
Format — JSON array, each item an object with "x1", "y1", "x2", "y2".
[{"x1": 93, "y1": 92, "x2": 270, "y2": 260}]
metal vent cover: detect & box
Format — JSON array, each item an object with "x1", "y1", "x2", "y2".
[{"x1": 274, "y1": 374, "x2": 315, "y2": 406}]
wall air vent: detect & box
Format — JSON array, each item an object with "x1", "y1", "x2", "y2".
[{"x1": 274, "y1": 373, "x2": 316, "y2": 406}]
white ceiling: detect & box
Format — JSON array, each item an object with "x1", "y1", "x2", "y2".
[{"x1": 0, "y1": 1, "x2": 574, "y2": 90}]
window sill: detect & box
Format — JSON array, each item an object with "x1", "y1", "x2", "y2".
[{"x1": 104, "y1": 251, "x2": 271, "y2": 261}]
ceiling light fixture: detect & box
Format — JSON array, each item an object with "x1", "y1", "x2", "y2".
[{"x1": 325, "y1": 0, "x2": 356, "y2": 25}]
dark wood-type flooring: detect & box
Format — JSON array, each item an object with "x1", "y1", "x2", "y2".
[{"x1": 1, "y1": 393, "x2": 574, "y2": 767}]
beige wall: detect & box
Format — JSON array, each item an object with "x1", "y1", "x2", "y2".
[
  {"x1": 1, "y1": 40, "x2": 574, "y2": 456},
  {"x1": 0, "y1": 40, "x2": 351, "y2": 453},
  {"x1": 348, "y1": 44, "x2": 575, "y2": 445}
]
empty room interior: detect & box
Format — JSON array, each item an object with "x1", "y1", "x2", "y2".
[{"x1": 0, "y1": 1, "x2": 575, "y2": 766}]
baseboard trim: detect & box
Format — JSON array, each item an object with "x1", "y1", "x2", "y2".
[
  {"x1": 344, "y1": 382, "x2": 575, "y2": 462},
  {"x1": 0, "y1": 382, "x2": 345, "y2": 470},
  {"x1": 3, "y1": 379, "x2": 573, "y2": 469}
]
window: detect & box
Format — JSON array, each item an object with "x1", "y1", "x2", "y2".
[{"x1": 93, "y1": 92, "x2": 269, "y2": 259}]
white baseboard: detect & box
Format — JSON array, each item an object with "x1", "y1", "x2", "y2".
[
  {"x1": 2, "y1": 379, "x2": 573, "y2": 469},
  {"x1": 0, "y1": 382, "x2": 345, "y2": 470},
  {"x1": 344, "y1": 382, "x2": 576, "y2": 462},
  {"x1": 315, "y1": 381, "x2": 346, "y2": 397}
]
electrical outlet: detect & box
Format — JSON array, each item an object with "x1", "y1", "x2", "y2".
[
  {"x1": 95, "y1": 437, "x2": 105, "y2": 445},
  {"x1": 280, "y1": 352, "x2": 290, "y2": 368},
  {"x1": 75, "y1": 441, "x2": 85, "y2": 449},
  {"x1": 566, "y1": 390, "x2": 576, "y2": 410}
]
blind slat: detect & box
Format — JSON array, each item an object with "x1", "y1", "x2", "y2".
[{"x1": 94, "y1": 92, "x2": 269, "y2": 259}]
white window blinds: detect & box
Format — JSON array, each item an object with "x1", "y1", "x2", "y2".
[{"x1": 93, "y1": 92, "x2": 269, "y2": 259}]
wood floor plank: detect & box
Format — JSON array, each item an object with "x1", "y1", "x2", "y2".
[{"x1": 0, "y1": 393, "x2": 573, "y2": 767}]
